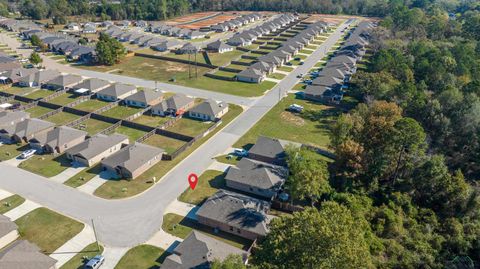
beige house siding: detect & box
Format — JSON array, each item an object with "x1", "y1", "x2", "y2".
[
  {"x1": 225, "y1": 179, "x2": 276, "y2": 199},
  {"x1": 67, "y1": 139, "x2": 128, "y2": 167},
  {"x1": 197, "y1": 215, "x2": 261, "y2": 241},
  {"x1": 0, "y1": 230, "x2": 19, "y2": 250},
  {"x1": 45, "y1": 135, "x2": 87, "y2": 154}
]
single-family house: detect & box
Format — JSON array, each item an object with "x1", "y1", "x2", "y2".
[
  {"x1": 187, "y1": 30, "x2": 206, "y2": 40},
  {"x1": 236, "y1": 68, "x2": 265, "y2": 83},
  {"x1": 176, "y1": 43, "x2": 199, "y2": 54},
  {"x1": 65, "y1": 133, "x2": 129, "y2": 167},
  {"x1": 96, "y1": 83, "x2": 137, "y2": 101},
  {"x1": 1, "y1": 67, "x2": 38, "y2": 84},
  {"x1": 311, "y1": 75, "x2": 344, "y2": 89},
  {"x1": 0, "y1": 240, "x2": 57, "y2": 269},
  {"x1": 0, "y1": 118, "x2": 55, "y2": 143},
  {"x1": 0, "y1": 111, "x2": 30, "y2": 130},
  {"x1": 43, "y1": 74, "x2": 83, "y2": 90},
  {"x1": 68, "y1": 46, "x2": 95, "y2": 62},
  {"x1": 225, "y1": 158, "x2": 288, "y2": 200},
  {"x1": 151, "y1": 40, "x2": 182, "y2": 52},
  {"x1": 162, "y1": 231, "x2": 248, "y2": 269},
  {"x1": 151, "y1": 93, "x2": 195, "y2": 117},
  {"x1": 188, "y1": 99, "x2": 228, "y2": 121},
  {"x1": 196, "y1": 190, "x2": 272, "y2": 240},
  {"x1": 72, "y1": 78, "x2": 110, "y2": 94},
  {"x1": 66, "y1": 22, "x2": 80, "y2": 31},
  {"x1": 29, "y1": 126, "x2": 87, "y2": 154},
  {"x1": 124, "y1": 89, "x2": 163, "y2": 108},
  {"x1": 248, "y1": 136, "x2": 300, "y2": 166},
  {"x1": 82, "y1": 25, "x2": 96, "y2": 34},
  {"x1": 206, "y1": 40, "x2": 234, "y2": 53},
  {"x1": 101, "y1": 142, "x2": 164, "y2": 179},
  {"x1": 250, "y1": 61, "x2": 276, "y2": 74},
  {"x1": 18, "y1": 69, "x2": 61, "y2": 88},
  {"x1": 0, "y1": 214, "x2": 18, "y2": 250},
  {"x1": 303, "y1": 84, "x2": 343, "y2": 103}
]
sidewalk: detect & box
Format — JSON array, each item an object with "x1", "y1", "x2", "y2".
[
  {"x1": 50, "y1": 225, "x2": 96, "y2": 268},
  {"x1": 4, "y1": 200, "x2": 41, "y2": 221},
  {"x1": 146, "y1": 229, "x2": 183, "y2": 252},
  {"x1": 265, "y1": 77, "x2": 281, "y2": 83},
  {"x1": 164, "y1": 199, "x2": 199, "y2": 220},
  {"x1": 207, "y1": 161, "x2": 231, "y2": 172},
  {"x1": 101, "y1": 246, "x2": 130, "y2": 269},
  {"x1": 77, "y1": 172, "x2": 111, "y2": 195},
  {"x1": 50, "y1": 166, "x2": 85, "y2": 183},
  {"x1": 0, "y1": 189, "x2": 12, "y2": 200}
]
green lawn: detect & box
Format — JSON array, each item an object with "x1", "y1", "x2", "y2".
[
  {"x1": 162, "y1": 213, "x2": 251, "y2": 250},
  {"x1": 101, "y1": 105, "x2": 143, "y2": 119},
  {"x1": 48, "y1": 93, "x2": 80, "y2": 106},
  {"x1": 60, "y1": 243, "x2": 104, "y2": 269},
  {"x1": 299, "y1": 49, "x2": 314, "y2": 54},
  {"x1": 94, "y1": 105, "x2": 242, "y2": 199},
  {"x1": 143, "y1": 134, "x2": 186, "y2": 155},
  {"x1": 45, "y1": 112, "x2": 81, "y2": 126},
  {"x1": 15, "y1": 207, "x2": 84, "y2": 253},
  {"x1": 225, "y1": 64, "x2": 247, "y2": 71},
  {"x1": 114, "y1": 126, "x2": 147, "y2": 142},
  {"x1": 18, "y1": 153, "x2": 71, "y2": 178},
  {"x1": 72, "y1": 99, "x2": 110, "y2": 112},
  {"x1": 63, "y1": 164, "x2": 103, "y2": 188},
  {"x1": 164, "y1": 52, "x2": 208, "y2": 64},
  {"x1": 213, "y1": 70, "x2": 236, "y2": 78},
  {"x1": 115, "y1": 245, "x2": 167, "y2": 269},
  {"x1": 178, "y1": 170, "x2": 226, "y2": 205},
  {"x1": 214, "y1": 154, "x2": 242, "y2": 165},
  {"x1": 167, "y1": 117, "x2": 215, "y2": 137},
  {"x1": 24, "y1": 89, "x2": 55, "y2": 100},
  {"x1": 132, "y1": 115, "x2": 172, "y2": 128},
  {"x1": 234, "y1": 94, "x2": 341, "y2": 151},
  {"x1": 75, "y1": 119, "x2": 112, "y2": 135},
  {"x1": 180, "y1": 76, "x2": 277, "y2": 97},
  {"x1": 268, "y1": 72, "x2": 286, "y2": 80},
  {"x1": 0, "y1": 194, "x2": 25, "y2": 214},
  {"x1": 277, "y1": 66, "x2": 294, "y2": 72},
  {"x1": 25, "y1": 106, "x2": 54, "y2": 117},
  {"x1": 0, "y1": 143, "x2": 28, "y2": 161},
  {"x1": 207, "y1": 50, "x2": 245, "y2": 66},
  {"x1": 0, "y1": 86, "x2": 35, "y2": 95}
]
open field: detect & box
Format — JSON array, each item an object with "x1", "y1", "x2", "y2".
[
  {"x1": 115, "y1": 245, "x2": 167, "y2": 269},
  {"x1": 15, "y1": 207, "x2": 84, "y2": 253},
  {"x1": 18, "y1": 153, "x2": 71, "y2": 177},
  {"x1": 234, "y1": 94, "x2": 341, "y2": 150},
  {"x1": 93, "y1": 105, "x2": 242, "y2": 199},
  {"x1": 75, "y1": 118, "x2": 112, "y2": 135},
  {"x1": 0, "y1": 194, "x2": 25, "y2": 214},
  {"x1": 178, "y1": 170, "x2": 225, "y2": 205}
]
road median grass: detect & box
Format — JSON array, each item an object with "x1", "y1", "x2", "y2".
[
  {"x1": 178, "y1": 170, "x2": 226, "y2": 205},
  {"x1": 114, "y1": 245, "x2": 167, "y2": 269},
  {"x1": 60, "y1": 243, "x2": 104, "y2": 269},
  {"x1": 93, "y1": 105, "x2": 242, "y2": 200},
  {"x1": 15, "y1": 207, "x2": 84, "y2": 254},
  {"x1": 0, "y1": 195, "x2": 25, "y2": 214}
]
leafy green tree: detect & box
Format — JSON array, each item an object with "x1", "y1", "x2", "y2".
[
  {"x1": 211, "y1": 254, "x2": 246, "y2": 269},
  {"x1": 253, "y1": 204, "x2": 373, "y2": 269},
  {"x1": 95, "y1": 33, "x2": 125, "y2": 66},
  {"x1": 29, "y1": 51, "x2": 42, "y2": 66},
  {"x1": 286, "y1": 147, "x2": 331, "y2": 204}
]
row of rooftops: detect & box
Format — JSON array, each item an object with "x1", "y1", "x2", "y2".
[
  {"x1": 105, "y1": 26, "x2": 186, "y2": 50},
  {"x1": 304, "y1": 21, "x2": 374, "y2": 101},
  {"x1": 210, "y1": 13, "x2": 262, "y2": 32}
]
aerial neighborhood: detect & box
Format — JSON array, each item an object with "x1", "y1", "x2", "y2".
[{"x1": 0, "y1": 1, "x2": 471, "y2": 269}]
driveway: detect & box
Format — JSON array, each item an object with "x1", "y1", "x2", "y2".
[{"x1": 0, "y1": 21, "x2": 351, "y2": 247}]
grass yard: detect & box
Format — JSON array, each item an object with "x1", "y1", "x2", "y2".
[
  {"x1": 178, "y1": 170, "x2": 226, "y2": 205},
  {"x1": 132, "y1": 115, "x2": 172, "y2": 128},
  {"x1": 234, "y1": 94, "x2": 341, "y2": 151},
  {"x1": 60, "y1": 243, "x2": 104, "y2": 269},
  {"x1": 214, "y1": 154, "x2": 242, "y2": 165},
  {"x1": 25, "y1": 106, "x2": 54, "y2": 117},
  {"x1": 162, "y1": 213, "x2": 251, "y2": 250},
  {"x1": 0, "y1": 86, "x2": 35, "y2": 95},
  {"x1": 18, "y1": 153, "x2": 71, "y2": 178},
  {"x1": 277, "y1": 66, "x2": 294, "y2": 72},
  {"x1": 72, "y1": 99, "x2": 109, "y2": 112},
  {"x1": 143, "y1": 134, "x2": 186, "y2": 155},
  {"x1": 164, "y1": 52, "x2": 208, "y2": 64},
  {"x1": 47, "y1": 93, "x2": 80, "y2": 106},
  {"x1": 114, "y1": 126, "x2": 147, "y2": 142},
  {"x1": 168, "y1": 117, "x2": 214, "y2": 137},
  {"x1": 0, "y1": 194, "x2": 25, "y2": 214},
  {"x1": 115, "y1": 245, "x2": 167, "y2": 269},
  {"x1": 45, "y1": 112, "x2": 81, "y2": 126},
  {"x1": 63, "y1": 164, "x2": 103, "y2": 188},
  {"x1": 101, "y1": 105, "x2": 143, "y2": 120},
  {"x1": 15, "y1": 207, "x2": 84, "y2": 253},
  {"x1": 208, "y1": 50, "x2": 245, "y2": 66},
  {"x1": 268, "y1": 73, "x2": 286, "y2": 80},
  {"x1": 0, "y1": 142, "x2": 28, "y2": 161},
  {"x1": 75, "y1": 118, "x2": 113, "y2": 135},
  {"x1": 180, "y1": 76, "x2": 277, "y2": 97},
  {"x1": 213, "y1": 70, "x2": 236, "y2": 78},
  {"x1": 24, "y1": 89, "x2": 55, "y2": 100},
  {"x1": 225, "y1": 64, "x2": 247, "y2": 71},
  {"x1": 93, "y1": 105, "x2": 242, "y2": 199}
]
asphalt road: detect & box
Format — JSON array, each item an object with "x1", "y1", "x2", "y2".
[{"x1": 0, "y1": 21, "x2": 350, "y2": 247}]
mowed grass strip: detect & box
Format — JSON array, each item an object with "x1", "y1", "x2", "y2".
[
  {"x1": 234, "y1": 94, "x2": 341, "y2": 150},
  {"x1": 0, "y1": 86, "x2": 35, "y2": 95},
  {"x1": 162, "y1": 213, "x2": 251, "y2": 250},
  {"x1": 24, "y1": 89, "x2": 55, "y2": 100},
  {"x1": 93, "y1": 105, "x2": 242, "y2": 200},
  {"x1": 45, "y1": 112, "x2": 81, "y2": 126},
  {"x1": 60, "y1": 243, "x2": 104, "y2": 269},
  {"x1": 114, "y1": 245, "x2": 167, "y2": 269},
  {"x1": 18, "y1": 154, "x2": 71, "y2": 178},
  {"x1": 25, "y1": 106, "x2": 54, "y2": 117},
  {"x1": 100, "y1": 105, "x2": 143, "y2": 119},
  {"x1": 15, "y1": 207, "x2": 84, "y2": 253},
  {"x1": 75, "y1": 118, "x2": 113, "y2": 135},
  {"x1": 114, "y1": 126, "x2": 147, "y2": 142},
  {"x1": 178, "y1": 170, "x2": 226, "y2": 205},
  {"x1": 0, "y1": 194, "x2": 25, "y2": 214},
  {"x1": 48, "y1": 93, "x2": 79, "y2": 106},
  {"x1": 73, "y1": 99, "x2": 110, "y2": 112},
  {"x1": 64, "y1": 164, "x2": 103, "y2": 188}
]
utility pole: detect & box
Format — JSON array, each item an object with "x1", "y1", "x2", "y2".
[{"x1": 91, "y1": 219, "x2": 100, "y2": 251}]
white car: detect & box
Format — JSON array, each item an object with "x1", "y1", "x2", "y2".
[
  {"x1": 20, "y1": 149, "x2": 36, "y2": 159},
  {"x1": 232, "y1": 148, "x2": 248, "y2": 157}
]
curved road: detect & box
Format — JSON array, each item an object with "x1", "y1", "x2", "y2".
[{"x1": 0, "y1": 21, "x2": 350, "y2": 247}]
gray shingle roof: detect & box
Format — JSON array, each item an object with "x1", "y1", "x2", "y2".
[
  {"x1": 45, "y1": 74, "x2": 83, "y2": 87},
  {"x1": 0, "y1": 214, "x2": 17, "y2": 238},
  {"x1": 101, "y1": 142, "x2": 164, "y2": 173},
  {"x1": 226, "y1": 158, "x2": 287, "y2": 191},
  {"x1": 1, "y1": 118, "x2": 54, "y2": 138},
  {"x1": 189, "y1": 99, "x2": 227, "y2": 118},
  {"x1": 196, "y1": 190, "x2": 271, "y2": 236},
  {"x1": 73, "y1": 78, "x2": 110, "y2": 91},
  {"x1": 124, "y1": 89, "x2": 163, "y2": 104},
  {"x1": 0, "y1": 240, "x2": 57, "y2": 269},
  {"x1": 65, "y1": 133, "x2": 129, "y2": 160},
  {"x1": 30, "y1": 126, "x2": 87, "y2": 149},
  {"x1": 97, "y1": 83, "x2": 136, "y2": 98},
  {"x1": 248, "y1": 136, "x2": 300, "y2": 160},
  {"x1": 152, "y1": 93, "x2": 194, "y2": 112},
  {"x1": 0, "y1": 111, "x2": 30, "y2": 128}
]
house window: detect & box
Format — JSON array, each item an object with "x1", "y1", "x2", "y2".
[{"x1": 230, "y1": 226, "x2": 234, "y2": 231}]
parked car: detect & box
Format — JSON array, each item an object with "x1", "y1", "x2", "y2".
[
  {"x1": 20, "y1": 149, "x2": 36, "y2": 159},
  {"x1": 278, "y1": 192, "x2": 289, "y2": 202},
  {"x1": 232, "y1": 148, "x2": 248, "y2": 157},
  {"x1": 288, "y1": 104, "x2": 304, "y2": 113},
  {"x1": 303, "y1": 79, "x2": 312, "y2": 84},
  {"x1": 296, "y1": 73, "x2": 303, "y2": 78},
  {"x1": 286, "y1": 62, "x2": 293, "y2": 66},
  {"x1": 294, "y1": 57, "x2": 301, "y2": 61},
  {"x1": 299, "y1": 61, "x2": 304, "y2": 65},
  {"x1": 84, "y1": 255, "x2": 105, "y2": 269}
]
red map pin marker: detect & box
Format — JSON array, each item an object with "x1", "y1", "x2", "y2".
[{"x1": 188, "y1": 173, "x2": 198, "y2": 190}]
